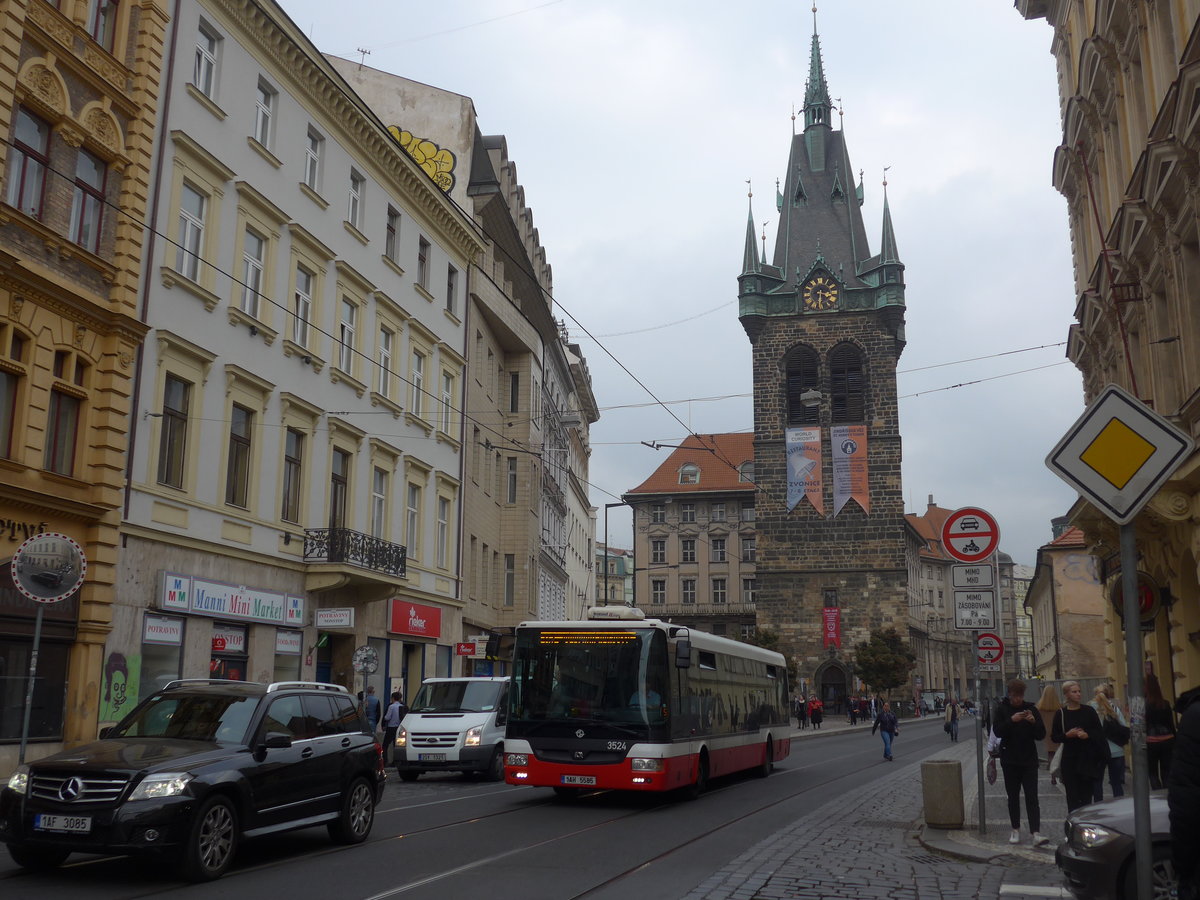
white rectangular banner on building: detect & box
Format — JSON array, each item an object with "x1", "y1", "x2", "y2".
[
  {"x1": 315, "y1": 607, "x2": 355, "y2": 628},
  {"x1": 158, "y1": 571, "x2": 305, "y2": 627},
  {"x1": 142, "y1": 613, "x2": 184, "y2": 646},
  {"x1": 275, "y1": 630, "x2": 303, "y2": 655}
]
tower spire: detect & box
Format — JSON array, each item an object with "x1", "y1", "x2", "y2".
[
  {"x1": 880, "y1": 167, "x2": 900, "y2": 263},
  {"x1": 742, "y1": 181, "x2": 760, "y2": 274},
  {"x1": 803, "y1": 4, "x2": 833, "y2": 129}
]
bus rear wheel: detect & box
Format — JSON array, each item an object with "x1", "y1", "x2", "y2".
[
  {"x1": 756, "y1": 737, "x2": 773, "y2": 777},
  {"x1": 683, "y1": 752, "x2": 709, "y2": 801}
]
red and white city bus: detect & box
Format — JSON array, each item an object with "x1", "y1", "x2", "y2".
[{"x1": 503, "y1": 606, "x2": 791, "y2": 796}]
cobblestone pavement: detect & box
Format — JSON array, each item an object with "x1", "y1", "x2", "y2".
[{"x1": 684, "y1": 719, "x2": 1068, "y2": 900}]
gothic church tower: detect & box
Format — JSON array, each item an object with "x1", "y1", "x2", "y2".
[{"x1": 739, "y1": 16, "x2": 909, "y2": 704}]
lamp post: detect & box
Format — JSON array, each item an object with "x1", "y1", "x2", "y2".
[{"x1": 603, "y1": 502, "x2": 628, "y2": 606}]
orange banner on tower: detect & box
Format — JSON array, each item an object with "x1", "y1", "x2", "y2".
[{"x1": 832, "y1": 424, "x2": 869, "y2": 515}]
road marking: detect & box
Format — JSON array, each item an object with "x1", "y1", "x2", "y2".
[{"x1": 999, "y1": 886, "x2": 1071, "y2": 897}]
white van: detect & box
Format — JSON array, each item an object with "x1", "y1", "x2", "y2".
[{"x1": 394, "y1": 676, "x2": 509, "y2": 781}]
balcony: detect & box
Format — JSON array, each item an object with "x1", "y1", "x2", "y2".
[
  {"x1": 303, "y1": 528, "x2": 407, "y2": 595},
  {"x1": 643, "y1": 602, "x2": 756, "y2": 618}
]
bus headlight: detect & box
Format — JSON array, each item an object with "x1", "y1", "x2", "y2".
[
  {"x1": 630, "y1": 758, "x2": 664, "y2": 772},
  {"x1": 506, "y1": 753, "x2": 528, "y2": 766},
  {"x1": 395, "y1": 728, "x2": 407, "y2": 748},
  {"x1": 464, "y1": 725, "x2": 483, "y2": 747}
]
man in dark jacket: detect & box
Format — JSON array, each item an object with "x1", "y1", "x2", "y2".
[
  {"x1": 1169, "y1": 685, "x2": 1200, "y2": 900},
  {"x1": 993, "y1": 679, "x2": 1049, "y2": 846}
]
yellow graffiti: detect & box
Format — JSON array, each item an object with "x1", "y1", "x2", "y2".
[{"x1": 389, "y1": 126, "x2": 456, "y2": 193}]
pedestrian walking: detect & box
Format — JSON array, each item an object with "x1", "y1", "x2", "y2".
[
  {"x1": 993, "y1": 679, "x2": 1049, "y2": 846},
  {"x1": 808, "y1": 694, "x2": 824, "y2": 729},
  {"x1": 1090, "y1": 684, "x2": 1129, "y2": 800},
  {"x1": 848, "y1": 695, "x2": 858, "y2": 725},
  {"x1": 872, "y1": 701, "x2": 899, "y2": 761},
  {"x1": 1146, "y1": 672, "x2": 1178, "y2": 789},
  {"x1": 382, "y1": 690, "x2": 407, "y2": 764},
  {"x1": 1051, "y1": 680, "x2": 1108, "y2": 815},
  {"x1": 361, "y1": 684, "x2": 382, "y2": 734},
  {"x1": 944, "y1": 698, "x2": 959, "y2": 742},
  {"x1": 1168, "y1": 685, "x2": 1200, "y2": 900},
  {"x1": 1035, "y1": 683, "x2": 1062, "y2": 781}
]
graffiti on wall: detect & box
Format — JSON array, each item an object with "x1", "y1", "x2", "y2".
[
  {"x1": 99, "y1": 652, "x2": 141, "y2": 723},
  {"x1": 389, "y1": 127, "x2": 456, "y2": 192}
]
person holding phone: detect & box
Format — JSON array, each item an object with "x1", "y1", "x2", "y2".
[{"x1": 993, "y1": 678, "x2": 1049, "y2": 847}]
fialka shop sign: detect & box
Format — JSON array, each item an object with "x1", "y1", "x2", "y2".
[{"x1": 158, "y1": 572, "x2": 305, "y2": 627}]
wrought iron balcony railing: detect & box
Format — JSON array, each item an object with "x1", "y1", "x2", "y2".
[{"x1": 304, "y1": 528, "x2": 407, "y2": 577}]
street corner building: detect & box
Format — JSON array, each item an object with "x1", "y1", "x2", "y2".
[{"x1": 736, "y1": 14, "x2": 910, "y2": 704}]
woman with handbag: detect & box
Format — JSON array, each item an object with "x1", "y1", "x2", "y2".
[
  {"x1": 1090, "y1": 684, "x2": 1129, "y2": 800},
  {"x1": 1052, "y1": 680, "x2": 1108, "y2": 815},
  {"x1": 1146, "y1": 673, "x2": 1177, "y2": 789},
  {"x1": 993, "y1": 679, "x2": 1049, "y2": 846}
]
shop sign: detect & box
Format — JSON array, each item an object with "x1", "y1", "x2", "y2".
[
  {"x1": 389, "y1": 599, "x2": 442, "y2": 638},
  {"x1": 315, "y1": 607, "x2": 355, "y2": 628},
  {"x1": 212, "y1": 625, "x2": 246, "y2": 654},
  {"x1": 143, "y1": 614, "x2": 184, "y2": 646},
  {"x1": 275, "y1": 630, "x2": 303, "y2": 655},
  {"x1": 158, "y1": 572, "x2": 305, "y2": 627}
]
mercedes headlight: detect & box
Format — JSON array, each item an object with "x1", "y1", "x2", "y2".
[
  {"x1": 6, "y1": 767, "x2": 29, "y2": 795},
  {"x1": 129, "y1": 773, "x2": 192, "y2": 800},
  {"x1": 1073, "y1": 823, "x2": 1120, "y2": 849}
]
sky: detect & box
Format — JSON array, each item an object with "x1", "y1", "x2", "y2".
[{"x1": 280, "y1": 0, "x2": 1084, "y2": 568}]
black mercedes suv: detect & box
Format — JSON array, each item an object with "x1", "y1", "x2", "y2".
[{"x1": 0, "y1": 679, "x2": 386, "y2": 881}]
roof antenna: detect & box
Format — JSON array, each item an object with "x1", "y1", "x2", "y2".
[{"x1": 356, "y1": 47, "x2": 371, "y2": 68}]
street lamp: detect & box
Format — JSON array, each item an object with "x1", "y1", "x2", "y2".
[{"x1": 603, "y1": 502, "x2": 630, "y2": 606}]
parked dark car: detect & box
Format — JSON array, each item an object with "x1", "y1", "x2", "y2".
[
  {"x1": 1, "y1": 680, "x2": 385, "y2": 881},
  {"x1": 1055, "y1": 791, "x2": 1177, "y2": 900}
]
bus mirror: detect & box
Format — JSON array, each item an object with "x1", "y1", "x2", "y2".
[{"x1": 675, "y1": 640, "x2": 692, "y2": 668}]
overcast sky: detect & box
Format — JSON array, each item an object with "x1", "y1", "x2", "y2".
[{"x1": 281, "y1": 0, "x2": 1083, "y2": 567}]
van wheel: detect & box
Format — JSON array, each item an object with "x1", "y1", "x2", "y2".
[
  {"x1": 7, "y1": 844, "x2": 70, "y2": 870},
  {"x1": 181, "y1": 795, "x2": 238, "y2": 882},
  {"x1": 486, "y1": 747, "x2": 505, "y2": 781},
  {"x1": 328, "y1": 777, "x2": 375, "y2": 844},
  {"x1": 398, "y1": 771, "x2": 420, "y2": 782}
]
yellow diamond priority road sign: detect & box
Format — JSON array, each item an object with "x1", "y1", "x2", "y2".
[{"x1": 1047, "y1": 383, "x2": 1195, "y2": 525}]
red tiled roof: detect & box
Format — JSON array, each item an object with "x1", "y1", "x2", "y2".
[
  {"x1": 624, "y1": 433, "x2": 755, "y2": 496},
  {"x1": 1045, "y1": 526, "x2": 1086, "y2": 548},
  {"x1": 905, "y1": 503, "x2": 958, "y2": 561}
]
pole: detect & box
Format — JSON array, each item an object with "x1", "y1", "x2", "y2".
[
  {"x1": 973, "y1": 631, "x2": 986, "y2": 835},
  {"x1": 603, "y1": 504, "x2": 609, "y2": 606},
  {"x1": 1121, "y1": 522, "x2": 1152, "y2": 900},
  {"x1": 18, "y1": 605, "x2": 45, "y2": 765}
]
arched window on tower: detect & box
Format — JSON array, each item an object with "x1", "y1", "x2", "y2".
[
  {"x1": 784, "y1": 345, "x2": 820, "y2": 426},
  {"x1": 830, "y1": 344, "x2": 864, "y2": 423}
]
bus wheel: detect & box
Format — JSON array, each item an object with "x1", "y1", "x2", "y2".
[
  {"x1": 756, "y1": 737, "x2": 773, "y2": 778},
  {"x1": 683, "y1": 752, "x2": 709, "y2": 801}
]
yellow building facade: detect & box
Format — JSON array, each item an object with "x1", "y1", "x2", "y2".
[
  {"x1": 0, "y1": 0, "x2": 167, "y2": 771},
  {"x1": 1018, "y1": 1, "x2": 1200, "y2": 702}
]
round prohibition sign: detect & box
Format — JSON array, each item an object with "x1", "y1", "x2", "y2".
[
  {"x1": 941, "y1": 507, "x2": 1000, "y2": 564},
  {"x1": 977, "y1": 632, "x2": 1004, "y2": 664}
]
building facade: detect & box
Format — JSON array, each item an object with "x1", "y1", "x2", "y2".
[
  {"x1": 739, "y1": 19, "x2": 910, "y2": 706},
  {"x1": 0, "y1": 0, "x2": 169, "y2": 771},
  {"x1": 1025, "y1": 524, "x2": 1108, "y2": 682},
  {"x1": 112, "y1": 0, "x2": 484, "y2": 722},
  {"x1": 623, "y1": 434, "x2": 758, "y2": 640},
  {"x1": 595, "y1": 544, "x2": 634, "y2": 607},
  {"x1": 1017, "y1": 1, "x2": 1200, "y2": 702}
]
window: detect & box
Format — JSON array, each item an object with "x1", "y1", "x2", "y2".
[
  {"x1": 70, "y1": 149, "x2": 106, "y2": 253},
  {"x1": 157, "y1": 375, "x2": 190, "y2": 488},
  {"x1": 417, "y1": 236, "x2": 430, "y2": 289},
  {"x1": 440, "y1": 372, "x2": 454, "y2": 433},
  {"x1": 45, "y1": 389, "x2": 80, "y2": 475},
  {"x1": 0, "y1": 366, "x2": 16, "y2": 458},
  {"x1": 292, "y1": 266, "x2": 313, "y2": 347},
  {"x1": 823, "y1": 588, "x2": 839, "y2": 607},
  {"x1": 509, "y1": 371, "x2": 519, "y2": 414},
  {"x1": 371, "y1": 467, "x2": 387, "y2": 538},
  {"x1": 710, "y1": 501, "x2": 725, "y2": 522},
  {"x1": 89, "y1": 0, "x2": 118, "y2": 50},
  {"x1": 681, "y1": 579, "x2": 696, "y2": 604},
  {"x1": 303, "y1": 128, "x2": 322, "y2": 190},
  {"x1": 831, "y1": 344, "x2": 865, "y2": 422},
  {"x1": 680, "y1": 502, "x2": 695, "y2": 523},
  {"x1": 741, "y1": 536, "x2": 756, "y2": 563},
  {"x1": 281, "y1": 428, "x2": 303, "y2": 523},
  {"x1": 347, "y1": 170, "x2": 364, "y2": 229},
  {"x1": 176, "y1": 183, "x2": 206, "y2": 281},
  {"x1": 651, "y1": 539, "x2": 665, "y2": 564},
  {"x1": 410, "y1": 351, "x2": 425, "y2": 417},
  {"x1": 194, "y1": 22, "x2": 219, "y2": 98},
  {"x1": 436, "y1": 496, "x2": 449, "y2": 568},
  {"x1": 446, "y1": 265, "x2": 458, "y2": 315},
  {"x1": 785, "y1": 345, "x2": 820, "y2": 425},
  {"x1": 7, "y1": 108, "x2": 49, "y2": 219},
  {"x1": 651, "y1": 504, "x2": 665, "y2": 524},
  {"x1": 679, "y1": 463, "x2": 699, "y2": 485},
  {"x1": 506, "y1": 457, "x2": 517, "y2": 504},
  {"x1": 741, "y1": 504, "x2": 756, "y2": 522},
  {"x1": 711, "y1": 537, "x2": 726, "y2": 563},
  {"x1": 504, "y1": 554, "x2": 516, "y2": 606},
  {"x1": 738, "y1": 461, "x2": 755, "y2": 483},
  {"x1": 241, "y1": 229, "x2": 265, "y2": 317},
  {"x1": 681, "y1": 538, "x2": 696, "y2": 563},
  {"x1": 385, "y1": 206, "x2": 400, "y2": 261},
  {"x1": 406, "y1": 483, "x2": 421, "y2": 559},
  {"x1": 225, "y1": 404, "x2": 252, "y2": 507},
  {"x1": 338, "y1": 299, "x2": 356, "y2": 373},
  {"x1": 329, "y1": 449, "x2": 349, "y2": 528},
  {"x1": 712, "y1": 578, "x2": 727, "y2": 604},
  {"x1": 742, "y1": 578, "x2": 757, "y2": 603},
  {"x1": 651, "y1": 579, "x2": 666, "y2": 604},
  {"x1": 253, "y1": 80, "x2": 275, "y2": 147},
  {"x1": 377, "y1": 327, "x2": 393, "y2": 398}
]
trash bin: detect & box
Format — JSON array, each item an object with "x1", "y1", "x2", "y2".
[{"x1": 921, "y1": 759, "x2": 964, "y2": 829}]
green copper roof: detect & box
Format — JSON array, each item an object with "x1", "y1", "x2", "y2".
[
  {"x1": 742, "y1": 193, "x2": 760, "y2": 275},
  {"x1": 803, "y1": 26, "x2": 833, "y2": 129}
]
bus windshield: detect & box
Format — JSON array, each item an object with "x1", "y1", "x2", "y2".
[
  {"x1": 508, "y1": 627, "x2": 669, "y2": 728},
  {"x1": 411, "y1": 680, "x2": 504, "y2": 713}
]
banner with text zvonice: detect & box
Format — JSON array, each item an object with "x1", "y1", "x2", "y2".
[
  {"x1": 832, "y1": 424, "x2": 869, "y2": 515},
  {"x1": 786, "y1": 427, "x2": 823, "y2": 515}
]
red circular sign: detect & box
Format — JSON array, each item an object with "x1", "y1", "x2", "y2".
[
  {"x1": 941, "y1": 507, "x2": 1001, "y2": 564},
  {"x1": 977, "y1": 632, "x2": 1004, "y2": 663}
]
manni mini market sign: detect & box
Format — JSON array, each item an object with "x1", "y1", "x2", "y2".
[{"x1": 159, "y1": 571, "x2": 305, "y2": 627}]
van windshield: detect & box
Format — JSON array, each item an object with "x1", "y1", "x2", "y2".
[{"x1": 411, "y1": 681, "x2": 503, "y2": 713}]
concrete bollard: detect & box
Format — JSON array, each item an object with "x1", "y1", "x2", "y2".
[{"x1": 921, "y1": 759, "x2": 964, "y2": 829}]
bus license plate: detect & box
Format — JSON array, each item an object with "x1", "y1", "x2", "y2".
[
  {"x1": 561, "y1": 775, "x2": 595, "y2": 786},
  {"x1": 34, "y1": 814, "x2": 91, "y2": 834},
  {"x1": 419, "y1": 753, "x2": 445, "y2": 762}
]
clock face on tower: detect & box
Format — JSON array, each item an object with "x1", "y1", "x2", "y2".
[{"x1": 802, "y1": 275, "x2": 839, "y2": 311}]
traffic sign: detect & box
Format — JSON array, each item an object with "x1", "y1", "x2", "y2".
[
  {"x1": 954, "y1": 589, "x2": 996, "y2": 630},
  {"x1": 977, "y1": 632, "x2": 1004, "y2": 664},
  {"x1": 979, "y1": 663, "x2": 1001, "y2": 672},
  {"x1": 951, "y1": 564, "x2": 993, "y2": 588},
  {"x1": 1046, "y1": 383, "x2": 1195, "y2": 525},
  {"x1": 941, "y1": 507, "x2": 1001, "y2": 563}
]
